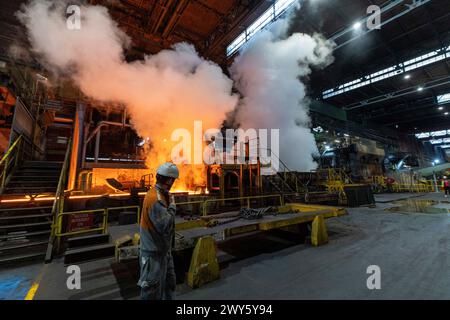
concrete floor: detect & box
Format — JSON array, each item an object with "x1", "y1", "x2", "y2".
[
  {"x1": 2, "y1": 192, "x2": 449, "y2": 300},
  {"x1": 0, "y1": 264, "x2": 41, "y2": 300},
  {"x1": 180, "y1": 193, "x2": 450, "y2": 299}
]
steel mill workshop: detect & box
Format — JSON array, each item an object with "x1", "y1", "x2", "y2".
[{"x1": 0, "y1": 0, "x2": 449, "y2": 302}]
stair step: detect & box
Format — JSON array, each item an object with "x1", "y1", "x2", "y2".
[
  {"x1": 8, "y1": 181, "x2": 58, "y2": 185},
  {"x1": 0, "y1": 252, "x2": 45, "y2": 266},
  {"x1": 64, "y1": 243, "x2": 115, "y2": 264},
  {"x1": 8, "y1": 182, "x2": 58, "y2": 187},
  {"x1": 4, "y1": 187, "x2": 57, "y2": 193},
  {"x1": 10, "y1": 176, "x2": 59, "y2": 181},
  {"x1": 22, "y1": 161, "x2": 63, "y2": 167},
  {"x1": 1, "y1": 192, "x2": 55, "y2": 198},
  {"x1": 0, "y1": 213, "x2": 53, "y2": 222},
  {"x1": 0, "y1": 230, "x2": 51, "y2": 241},
  {"x1": 0, "y1": 221, "x2": 52, "y2": 231},
  {"x1": 0, "y1": 240, "x2": 48, "y2": 252},
  {"x1": 17, "y1": 170, "x2": 62, "y2": 174},
  {"x1": 67, "y1": 233, "x2": 110, "y2": 249},
  {"x1": 0, "y1": 206, "x2": 52, "y2": 213}
]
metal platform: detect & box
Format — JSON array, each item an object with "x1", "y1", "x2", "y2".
[{"x1": 109, "y1": 203, "x2": 346, "y2": 252}]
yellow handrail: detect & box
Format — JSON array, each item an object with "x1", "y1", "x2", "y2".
[
  {"x1": 175, "y1": 192, "x2": 334, "y2": 215},
  {"x1": 0, "y1": 135, "x2": 23, "y2": 190},
  {"x1": 203, "y1": 194, "x2": 283, "y2": 216},
  {"x1": 47, "y1": 138, "x2": 72, "y2": 259},
  {"x1": 174, "y1": 194, "x2": 284, "y2": 216},
  {"x1": 0, "y1": 135, "x2": 22, "y2": 166},
  {"x1": 51, "y1": 138, "x2": 72, "y2": 226},
  {"x1": 55, "y1": 205, "x2": 140, "y2": 237}
]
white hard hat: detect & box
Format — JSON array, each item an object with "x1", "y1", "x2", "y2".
[{"x1": 156, "y1": 162, "x2": 179, "y2": 179}]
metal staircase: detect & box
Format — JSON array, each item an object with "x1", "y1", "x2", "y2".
[
  {"x1": 260, "y1": 148, "x2": 304, "y2": 195},
  {"x1": 2, "y1": 161, "x2": 62, "y2": 195},
  {"x1": 0, "y1": 136, "x2": 69, "y2": 267},
  {"x1": 0, "y1": 204, "x2": 53, "y2": 266}
]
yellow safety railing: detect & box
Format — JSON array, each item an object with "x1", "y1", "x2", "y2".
[
  {"x1": 46, "y1": 138, "x2": 72, "y2": 260},
  {"x1": 391, "y1": 183, "x2": 434, "y2": 193},
  {"x1": 371, "y1": 175, "x2": 387, "y2": 187},
  {"x1": 176, "y1": 194, "x2": 284, "y2": 216},
  {"x1": 50, "y1": 138, "x2": 72, "y2": 235},
  {"x1": 55, "y1": 205, "x2": 141, "y2": 238},
  {"x1": 204, "y1": 194, "x2": 283, "y2": 216},
  {"x1": 0, "y1": 135, "x2": 23, "y2": 191},
  {"x1": 314, "y1": 168, "x2": 354, "y2": 203},
  {"x1": 370, "y1": 175, "x2": 435, "y2": 193}
]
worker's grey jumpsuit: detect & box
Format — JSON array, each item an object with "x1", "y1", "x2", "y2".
[{"x1": 138, "y1": 185, "x2": 176, "y2": 300}]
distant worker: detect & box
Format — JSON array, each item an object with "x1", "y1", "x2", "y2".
[
  {"x1": 443, "y1": 176, "x2": 450, "y2": 198},
  {"x1": 138, "y1": 162, "x2": 179, "y2": 300}
]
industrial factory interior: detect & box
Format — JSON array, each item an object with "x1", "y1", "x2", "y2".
[{"x1": 0, "y1": 0, "x2": 450, "y2": 305}]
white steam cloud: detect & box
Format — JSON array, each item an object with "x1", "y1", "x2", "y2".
[
  {"x1": 230, "y1": 18, "x2": 334, "y2": 171},
  {"x1": 17, "y1": 0, "x2": 334, "y2": 176},
  {"x1": 17, "y1": 0, "x2": 238, "y2": 168}
]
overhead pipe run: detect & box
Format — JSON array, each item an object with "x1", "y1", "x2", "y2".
[{"x1": 82, "y1": 120, "x2": 133, "y2": 165}]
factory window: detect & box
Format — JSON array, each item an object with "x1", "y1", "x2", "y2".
[
  {"x1": 226, "y1": 0, "x2": 297, "y2": 57},
  {"x1": 323, "y1": 46, "x2": 450, "y2": 99},
  {"x1": 437, "y1": 93, "x2": 450, "y2": 104},
  {"x1": 429, "y1": 138, "x2": 450, "y2": 145},
  {"x1": 247, "y1": 7, "x2": 274, "y2": 39},
  {"x1": 415, "y1": 129, "x2": 450, "y2": 139}
]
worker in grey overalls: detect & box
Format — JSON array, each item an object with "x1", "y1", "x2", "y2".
[{"x1": 138, "y1": 162, "x2": 179, "y2": 300}]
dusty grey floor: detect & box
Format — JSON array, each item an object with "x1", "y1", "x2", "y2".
[
  {"x1": 179, "y1": 193, "x2": 450, "y2": 299},
  {"x1": 4, "y1": 192, "x2": 450, "y2": 300}
]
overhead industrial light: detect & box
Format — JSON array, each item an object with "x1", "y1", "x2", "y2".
[
  {"x1": 437, "y1": 93, "x2": 450, "y2": 104},
  {"x1": 226, "y1": 0, "x2": 298, "y2": 56},
  {"x1": 353, "y1": 22, "x2": 362, "y2": 30},
  {"x1": 404, "y1": 74, "x2": 411, "y2": 79},
  {"x1": 445, "y1": 112, "x2": 449, "y2": 115},
  {"x1": 312, "y1": 126, "x2": 324, "y2": 133},
  {"x1": 417, "y1": 86, "x2": 424, "y2": 92},
  {"x1": 323, "y1": 44, "x2": 450, "y2": 99},
  {"x1": 439, "y1": 106, "x2": 444, "y2": 110}
]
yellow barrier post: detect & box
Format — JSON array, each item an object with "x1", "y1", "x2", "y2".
[
  {"x1": 187, "y1": 236, "x2": 220, "y2": 288},
  {"x1": 311, "y1": 215, "x2": 328, "y2": 246}
]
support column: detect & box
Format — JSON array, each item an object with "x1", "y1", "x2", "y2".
[
  {"x1": 94, "y1": 129, "x2": 101, "y2": 163},
  {"x1": 68, "y1": 102, "x2": 85, "y2": 190}
]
